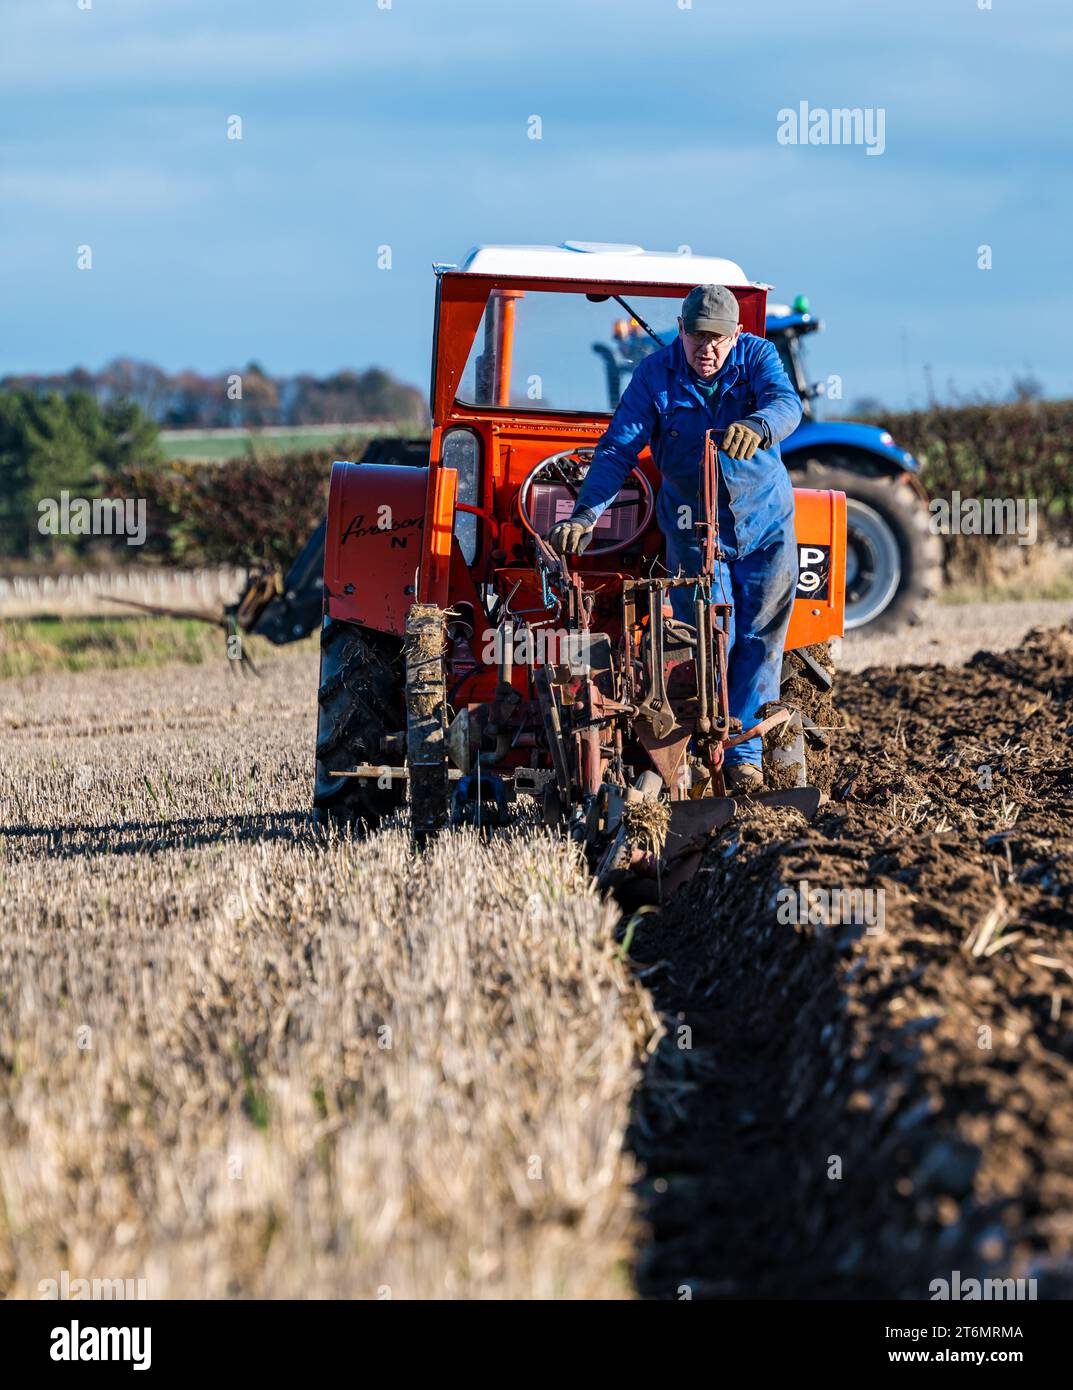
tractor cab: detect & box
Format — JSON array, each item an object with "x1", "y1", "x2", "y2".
[
  {"x1": 325, "y1": 242, "x2": 841, "y2": 649},
  {"x1": 316, "y1": 242, "x2": 847, "y2": 884}
]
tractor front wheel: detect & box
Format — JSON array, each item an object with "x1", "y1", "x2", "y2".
[{"x1": 313, "y1": 619, "x2": 406, "y2": 831}]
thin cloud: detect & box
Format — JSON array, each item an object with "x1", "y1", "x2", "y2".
[{"x1": 0, "y1": 168, "x2": 211, "y2": 212}]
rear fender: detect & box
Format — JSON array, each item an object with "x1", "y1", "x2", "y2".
[
  {"x1": 324, "y1": 459, "x2": 487, "y2": 639},
  {"x1": 782, "y1": 420, "x2": 919, "y2": 475},
  {"x1": 785, "y1": 488, "x2": 846, "y2": 651},
  {"x1": 324, "y1": 460, "x2": 429, "y2": 635}
]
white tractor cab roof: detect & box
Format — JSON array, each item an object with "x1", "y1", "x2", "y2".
[
  {"x1": 429, "y1": 242, "x2": 773, "y2": 422},
  {"x1": 443, "y1": 241, "x2": 769, "y2": 289}
]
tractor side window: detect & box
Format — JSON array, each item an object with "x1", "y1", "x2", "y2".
[{"x1": 442, "y1": 428, "x2": 480, "y2": 565}]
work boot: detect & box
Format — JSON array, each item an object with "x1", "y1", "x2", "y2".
[{"x1": 725, "y1": 763, "x2": 764, "y2": 795}]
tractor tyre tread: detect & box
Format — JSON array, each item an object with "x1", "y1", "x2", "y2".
[{"x1": 313, "y1": 620, "x2": 406, "y2": 830}]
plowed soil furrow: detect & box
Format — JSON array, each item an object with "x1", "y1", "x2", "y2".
[{"x1": 630, "y1": 626, "x2": 1073, "y2": 1299}]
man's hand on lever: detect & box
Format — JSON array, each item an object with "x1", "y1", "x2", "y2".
[
  {"x1": 721, "y1": 421, "x2": 763, "y2": 460},
  {"x1": 546, "y1": 509, "x2": 597, "y2": 556}
]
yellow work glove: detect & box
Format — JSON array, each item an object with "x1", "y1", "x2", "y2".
[{"x1": 722, "y1": 421, "x2": 763, "y2": 460}]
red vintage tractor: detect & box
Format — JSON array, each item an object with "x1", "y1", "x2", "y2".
[{"x1": 314, "y1": 243, "x2": 846, "y2": 893}]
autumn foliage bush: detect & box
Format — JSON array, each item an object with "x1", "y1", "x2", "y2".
[{"x1": 869, "y1": 398, "x2": 1073, "y2": 583}]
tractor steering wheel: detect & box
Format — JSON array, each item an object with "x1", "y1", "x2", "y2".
[{"x1": 517, "y1": 447, "x2": 656, "y2": 557}]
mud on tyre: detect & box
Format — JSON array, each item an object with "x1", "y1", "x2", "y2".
[{"x1": 313, "y1": 619, "x2": 406, "y2": 829}]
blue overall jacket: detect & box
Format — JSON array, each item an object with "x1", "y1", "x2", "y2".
[{"x1": 574, "y1": 333, "x2": 803, "y2": 557}]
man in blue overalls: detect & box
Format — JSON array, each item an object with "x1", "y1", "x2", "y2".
[{"x1": 546, "y1": 284, "x2": 803, "y2": 793}]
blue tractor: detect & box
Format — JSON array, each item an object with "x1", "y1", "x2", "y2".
[{"x1": 594, "y1": 296, "x2": 940, "y2": 633}]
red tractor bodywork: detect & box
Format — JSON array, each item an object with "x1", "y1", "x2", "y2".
[
  {"x1": 318, "y1": 255, "x2": 846, "y2": 849},
  {"x1": 324, "y1": 270, "x2": 845, "y2": 659}
]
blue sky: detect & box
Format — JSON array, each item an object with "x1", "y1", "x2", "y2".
[{"x1": 3, "y1": 0, "x2": 1070, "y2": 411}]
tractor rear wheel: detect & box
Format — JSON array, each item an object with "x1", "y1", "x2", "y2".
[
  {"x1": 798, "y1": 459, "x2": 941, "y2": 633},
  {"x1": 313, "y1": 619, "x2": 406, "y2": 830}
]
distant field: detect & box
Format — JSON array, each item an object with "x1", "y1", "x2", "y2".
[
  {"x1": 0, "y1": 565, "x2": 249, "y2": 620},
  {"x1": 158, "y1": 423, "x2": 425, "y2": 461},
  {"x1": 837, "y1": 596, "x2": 1073, "y2": 671},
  {"x1": 0, "y1": 615, "x2": 267, "y2": 680}
]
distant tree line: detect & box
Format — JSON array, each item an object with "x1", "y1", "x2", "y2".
[
  {"x1": 119, "y1": 397, "x2": 1073, "y2": 574},
  {"x1": 0, "y1": 390, "x2": 162, "y2": 561},
  {"x1": 1, "y1": 359, "x2": 429, "y2": 430}
]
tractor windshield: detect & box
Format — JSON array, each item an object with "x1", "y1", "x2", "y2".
[
  {"x1": 772, "y1": 332, "x2": 808, "y2": 394},
  {"x1": 457, "y1": 288, "x2": 679, "y2": 415}
]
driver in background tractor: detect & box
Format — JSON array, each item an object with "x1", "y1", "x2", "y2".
[{"x1": 546, "y1": 284, "x2": 803, "y2": 793}]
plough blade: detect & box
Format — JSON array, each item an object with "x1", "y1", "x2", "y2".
[
  {"x1": 747, "y1": 785, "x2": 823, "y2": 819},
  {"x1": 666, "y1": 796, "x2": 738, "y2": 847},
  {"x1": 663, "y1": 784, "x2": 820, "y2": 848},
  {"x1": 654, "y1": 785, "x2": 824, "y2": 900}
]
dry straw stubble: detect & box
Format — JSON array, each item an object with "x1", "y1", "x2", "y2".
[{"x1": 0, "y1": 649, "x2": 658, "y2": 1298}]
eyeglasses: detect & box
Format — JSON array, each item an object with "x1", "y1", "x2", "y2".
[{"x1": 684, "y1": 329, "x2": 733, "y2": 349}]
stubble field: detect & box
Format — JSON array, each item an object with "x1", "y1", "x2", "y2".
[
  {"x1": 1, "y1": 601, "x2": 1071, "y2": 1299},
  {"x1": 0, "y1": 650, "x2": 655, "y2": 1298}
]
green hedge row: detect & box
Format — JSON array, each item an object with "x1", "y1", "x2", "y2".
[
  {"x1": 1, "y1": 389, "x2": 161, "y2": 559},
  {"x1": 117, "y1": 448, "x2": 344, "y2": 570},
  {"x1": 113, "y1": 399, "x2": 1073, "y2": 571},
  {"x1": 879, "y1": 398, "x2": 1073, "y2": 535}
]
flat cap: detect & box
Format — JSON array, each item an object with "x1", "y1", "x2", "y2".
[{"x1": 682, "y1": 284, "x2": 739, "y2": 336}]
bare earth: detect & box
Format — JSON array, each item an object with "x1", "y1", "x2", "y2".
[{"x1": 838, "y1": 598, "x2": 1073, "y2": 671}]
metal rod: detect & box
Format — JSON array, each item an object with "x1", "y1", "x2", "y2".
[{"x1": 694, "y1": 593, "x2": 710, "y2": 733}]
